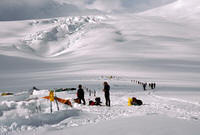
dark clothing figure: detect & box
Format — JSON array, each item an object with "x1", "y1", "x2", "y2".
[
  {"x1": 153, "y1": 83, "x2": 156, "y2": 89},
  {"x1": 149, "y1": 83, "x2": 151, "y2": 88},
  {"x1": 33, "y1": 86, "x2": 39, "y2": 90},
  {"x1": 150, "y1": 83, "x2": 154, "y2": 89},
  {"x1": 95, "y1": 97, "x2": 102, "y2": 106},
  {"x1": 77, "y1": 85, "x2": 86, "y2": 105},
  {"x1": 143, "y1": 83, "x2": 147, "y2": 91},
  {"x1": 103, "y1": 82, "x2": 110, "y2": 106}
]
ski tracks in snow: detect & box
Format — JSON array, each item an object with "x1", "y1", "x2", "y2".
[
  {"x1": 1, "y1": 90, "x2": 200, "y2": 134},
  {"x1": 146, "y1": 92, "x2": 200, "y2": 121},
  {"x1": 57, "y1": 90, "x2": 200, "y2": 130},
  {"x1": 75, "y1": 91, "x2": 200, "y2": 126}
]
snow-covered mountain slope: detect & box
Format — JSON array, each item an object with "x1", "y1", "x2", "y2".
[
  {"x1": 0, "y1": 0, "x2": 101, "y2": 21},
  {"x1": 0, "y1": 13, "x2": 200, "y2": 91},
  {"x1": 12, "y1": 16, "x2": 104, "y2": 57},
  {"x1": 0, "y1": 0, "x2": 176, "y2": 21},
  {"x1": 140, "y1": 0, "x2": 200, "y2": 20},
  {"x1": 64, "y1": 0, "x2": 176, "y2": 13},
  {"x1": 1, "y1": 0, "x2": 200, "y2": 135}
]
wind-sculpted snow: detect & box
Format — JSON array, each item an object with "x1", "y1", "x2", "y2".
[
  {"x1": 0, "y1": 91, "x2": 82, "y2": 133},
  {"x1": 13, "y1": 16, "x2": 105, "y2": 57},
  {"x1": 0, "y1": 89, "x2": 200, "y2": 134}
]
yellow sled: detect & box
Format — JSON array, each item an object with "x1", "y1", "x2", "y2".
[{"x1": 128, "y1": 97, "x2": 133, "y2": 106}]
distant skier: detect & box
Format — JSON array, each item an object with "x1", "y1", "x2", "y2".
[
  {"x1": 77, "y1": 84, "x2": 86, "y2": 105},
  {"x1": 103, "y1": 82, "x2": 110, "y2": 106}
]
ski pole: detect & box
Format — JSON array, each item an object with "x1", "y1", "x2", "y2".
[{"x1": 54, "y1": 89, "x2": 59, "y2": 111}]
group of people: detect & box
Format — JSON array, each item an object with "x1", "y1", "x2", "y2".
[
  {"x1": 76, "y1": 82, "x2": 110, "y2": 107},
  {"x1": 142, "y1": 82, "x2": 156, "y2": 91},
  {"x1": 131, "y1": 80, "x2": 156, "y2": 91}
]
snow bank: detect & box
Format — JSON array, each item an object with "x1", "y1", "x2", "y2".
[
  {"x1": 0, "y1": 90, "x2": 198, "y2": 135},
  {"x1": 0, "y1": 90, "x2": 83, "y2": 134},
  {"x1": 19, "y1": 115, "x2": 200, "y2": 135},
  {"x1": 0, "y1": 109, "x2": 81, "y2": 133},
  {"x1": 1, "y1": 89, "x2": 200, "y2": 134}
]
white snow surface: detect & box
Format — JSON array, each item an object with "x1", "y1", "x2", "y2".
[
  {"x1": 1, "y1": 0, "x2": 200, "y2": 135},
  {"x1": 140, "y1": 0, "x2": 200, "y2": 20},
  {"x1": 0, "y1": 89, "x2": 200, "y2": 135}
]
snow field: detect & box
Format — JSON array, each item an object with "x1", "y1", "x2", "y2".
[
  {"x1": 1, "y1": 83, "x2": 200, "y2": 134},
  {"x1": 1, "y1": 11, "x2": 200, "y2": 91},
  {"x1": 0, "y1": 0, "x2": 200, "y2": 134}
]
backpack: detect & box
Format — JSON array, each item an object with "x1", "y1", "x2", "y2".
[
  {"x1": 95, "y1": 97, "x2": 102, "y2": 105},
  {"x1": 136, "y1": 99, "x2": 143, "y2": 106},
  {"x1": 89, "y1": 100, "x2": 95, "y2": 106}
]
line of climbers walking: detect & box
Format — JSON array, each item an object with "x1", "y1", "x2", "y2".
[{"x1": 131, "y1": 80, "x2": 156, "y2": 91}]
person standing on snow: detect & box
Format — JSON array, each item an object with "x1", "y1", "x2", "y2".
[
  {"x1": 142, "y1": 83, "x2": 147, "y2": 91},
  {"x1": 77, "y1": 84, "x2": 86, "y2": 105},
  {"x1": 103, "y1": 82, "x2": 110, "y2": 106}
]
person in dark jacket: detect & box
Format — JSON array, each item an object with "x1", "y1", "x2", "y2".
[
  {"x1": 153, "y1": 83, "x2": 156, "y2": 89},
  {"x1": 77, "y1": 84, "x2": 86, "y2": 105},
  {"x1": 103, "y1": 82, "x2": 110, "y2": 106},
  {"x1": 142, "y1": 83, "x2": 147, "y2": 91}
]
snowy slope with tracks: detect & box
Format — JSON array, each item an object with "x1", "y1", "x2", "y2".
[
  {"x1": 0, "y1": 0, "x2": 200, "y2": 135},
  {"x1": 0, "y1": 88, "x2": 200, "y2": 134}
]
